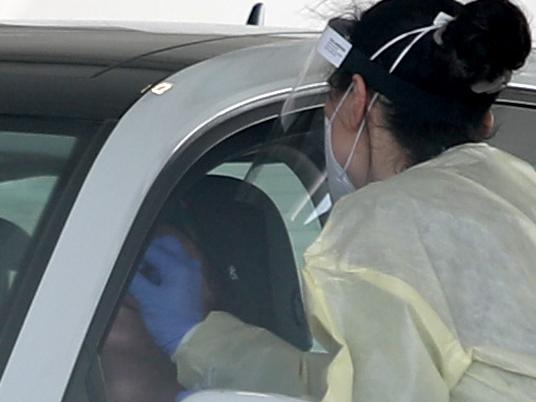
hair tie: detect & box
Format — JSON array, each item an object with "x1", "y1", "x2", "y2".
[{"x1": 433, "y1": 12, "x2": 455, "y2": 46}]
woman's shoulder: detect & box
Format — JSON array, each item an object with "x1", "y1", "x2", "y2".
[
  {"x1": 325, "y1": 142, "x2": 536, "y2": 238},
  {"x1": 306, "y1": 142, "x2": 536, "y2": 280},
  {"x1": 408, "y1": 142, "x2": 536, "y2": 184}
]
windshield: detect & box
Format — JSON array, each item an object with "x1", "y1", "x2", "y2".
[{"x1": 0, "y1": 116, "x2": 112, "y2": 369}]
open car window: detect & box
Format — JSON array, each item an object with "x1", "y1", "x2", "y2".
[{"x1": 89, "y1": 107, "x2": 327, "y2": 402}]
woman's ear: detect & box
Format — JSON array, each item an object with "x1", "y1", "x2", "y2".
[{"x1": 350, "y1": 74, "x2": 368, "y2": 128}]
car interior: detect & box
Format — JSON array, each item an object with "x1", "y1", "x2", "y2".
[
  {"x1": 176, "y1": 174, "x2": 311, "y2": 350},
  {"x1": 167, "y1": 108, "x2": 326, "y2": 351}
]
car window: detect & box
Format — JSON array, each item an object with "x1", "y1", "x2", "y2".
[
  {"x1": 0, "y1": 131, "x2": 76, "y2": 318},
  {"x1": 0, "y1": 174, "x2": 60, "y2": 313},
  {"x1": 79, "y1": 108, "x2": 326, "y2": 402},
  {"x1": 0, "y1": 119, "x2": 112, "y2": 373},
  {"x1": 0, "y1": 176, "x2": 58, "y2": 234}
]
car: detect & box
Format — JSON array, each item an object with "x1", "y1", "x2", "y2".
[{"x1": 0, "y1": 20, "x2": 534, "y2": 402}]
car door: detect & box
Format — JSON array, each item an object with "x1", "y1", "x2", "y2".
[{"x1": 0, "y1": 38, "x2": 324, "y2": 402}]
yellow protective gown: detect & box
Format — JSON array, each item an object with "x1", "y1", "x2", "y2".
[{"x1": 173, "y1": 143, "x2": 536, "y2": 402}]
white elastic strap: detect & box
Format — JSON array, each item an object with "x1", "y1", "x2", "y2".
[
  {"x1": 370, "y1": 24, "x2": 437, "y2": 61},
  {"x1": 341, "y1": 93, "x2": 378, "y2": 172},
  {"x1": 330, "y1": 24, "x2": 437, "y2": 125},
  {"x1": 388, "y1": 26, "x2": 437, "y2": 73},
  {"x1": 341, "y1": 25, "x2": 438, "y2": 172}
]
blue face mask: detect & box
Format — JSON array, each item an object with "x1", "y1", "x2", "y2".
[{"x1": 324, "y1": 116, "x2": 357, "y2": 203}]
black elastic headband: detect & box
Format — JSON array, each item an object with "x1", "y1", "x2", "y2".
[{"x1": 339, "y1": 47, "x2": 488, "y2": 122}]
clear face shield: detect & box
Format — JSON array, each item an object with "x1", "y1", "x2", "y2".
[
  {"x1": 239, "y1": 21, "x2": 355, "y2": 237},
  {"x1": 233, "y1": 12, "x2": 454, "y2": 262}
]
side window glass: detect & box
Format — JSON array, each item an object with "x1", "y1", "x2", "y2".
[
  {"x1": 90, "y1": 110, "x2": 326, "y2": 402},
  {"x1": 0, "y1": 127, "x2": 89, "y2": 338}
]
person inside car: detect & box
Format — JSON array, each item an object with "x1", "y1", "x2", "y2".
[
  {"x1": 103, "y1": 224, "x2": 206, "y2": 402},
  {"x1": 130, "y1": 0, "x2": 536, "y2": 401}
]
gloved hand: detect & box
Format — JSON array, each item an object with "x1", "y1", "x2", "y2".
[{"x1": 129, "y1": 235, "x2": 204, "y2": 356}]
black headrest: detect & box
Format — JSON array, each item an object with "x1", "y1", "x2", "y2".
[{"x1": 179, "y1": 175, "x2": 311, "y2": 350}]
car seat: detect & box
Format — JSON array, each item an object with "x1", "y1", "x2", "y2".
[{"x1": 179, "y1": 175, "x2": 312, "y2": 351}]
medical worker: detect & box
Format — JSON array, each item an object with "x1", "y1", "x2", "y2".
[{"x1": 130, "y1": 0, "x2": 536, "y2": 400}]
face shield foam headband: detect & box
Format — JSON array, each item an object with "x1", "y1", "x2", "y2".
[
  {"x1": 329, "y1": 12, "x2": 493, "y2": 122},
  {"x1": 322, "y1": 12, "x2": 455, "y2": 201}
]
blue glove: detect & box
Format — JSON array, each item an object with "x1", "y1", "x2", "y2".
[{"x1": 129, "y1": 235, "x2": 204, "y2": 355}]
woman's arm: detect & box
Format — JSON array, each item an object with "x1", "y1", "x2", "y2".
[{"x1": 174, "y1": 311, "x2": 331, "y2": 401}]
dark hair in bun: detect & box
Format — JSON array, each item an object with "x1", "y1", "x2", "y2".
[
  {"x1": 441, "y1": 0, "x2": 531, "y2": 86},
  {"x1": 329, "y1": 0, "x2": 531, "y2": 164}
]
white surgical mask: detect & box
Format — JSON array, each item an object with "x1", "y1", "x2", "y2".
[
  {"x1": 324, "y1": 81, "x2": 374, "y2": 203},
  {"x1": 324, "y1": 115, "x2": 357, "y2": 203}
]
